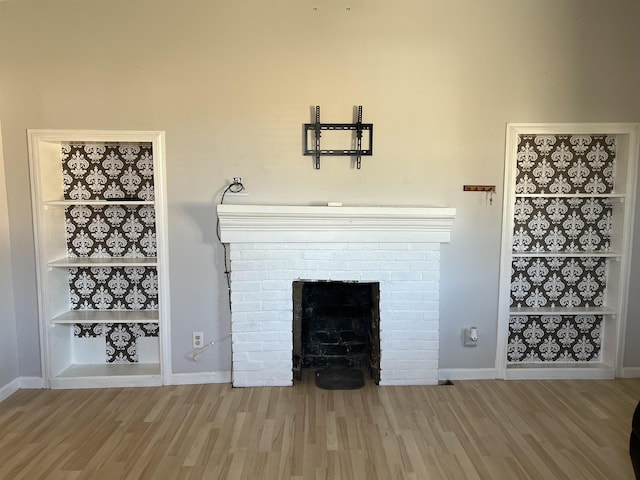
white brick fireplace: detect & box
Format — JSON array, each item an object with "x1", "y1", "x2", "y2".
[{"x1": 217, "y1": 205, "x2": 456, "y2": 387}]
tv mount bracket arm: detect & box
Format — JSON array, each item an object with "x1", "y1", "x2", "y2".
[{"x1": 303, "y1": 105, "x2": 373, "y2": 169}]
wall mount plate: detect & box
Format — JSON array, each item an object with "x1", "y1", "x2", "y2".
[{"x1": 304, "y1": 105, "x2": 373, "y2": 169}]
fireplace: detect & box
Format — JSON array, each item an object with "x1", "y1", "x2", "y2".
[
  {"x1": 292, "y1": 280, "x2": 380, "y2": 383},
  {"x1": 217, "y1": 204, "x2": 456, "y2": 387}
]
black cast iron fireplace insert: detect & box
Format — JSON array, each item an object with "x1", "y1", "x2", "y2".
[{"x1": 292, "y1": 280, "x2": 380, "y2": 384}]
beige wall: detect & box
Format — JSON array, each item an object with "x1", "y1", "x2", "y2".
[{"x1": 1, "y1": 0, "x2": 639, "y2": 377}]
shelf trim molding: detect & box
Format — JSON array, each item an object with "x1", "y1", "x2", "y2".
[
  {"x1": 511, "y1": 252, "x2": 621, "y2": 258},
  {"x1": 51, "y1": 310, "x2": 159, "y2": 324},
  {"x1": 45, "y1": 200, "x2": 155, "y2": 206},
  {"x1": 508, "y1": 306, "x2": 617, "y2": 316},
  {"x1": 47, "y1": 257, "x2": 159, "y2": 267}
]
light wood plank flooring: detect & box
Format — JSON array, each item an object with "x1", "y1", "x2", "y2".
[{"x1": 1, "y1": 376, "x2": 639, "y2": 479}]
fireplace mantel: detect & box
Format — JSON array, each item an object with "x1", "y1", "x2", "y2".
[{"x1": 217, "y1": 204, "x2": 456, "y2": 243}]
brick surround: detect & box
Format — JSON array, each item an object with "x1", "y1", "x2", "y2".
[{"x1": 217, "y1": 205, "x2": 456, "y2": 387}]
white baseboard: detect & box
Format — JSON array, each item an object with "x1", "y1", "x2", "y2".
[
  {"x1": 0, "y1": 378, "x2": 20, "y2": 403},
  {"x1": 20, "y1": 377, "x2": 45, "y2": 389},
  {"x1": 169, "y1": 371, "x2": 231, "y2": 385},
  {"x1": 0, "y1": 377, "x2": 45, "y2": 403},
  {"x1": 2, "y1": 373, "x2": 232, "y2": 397},
  {"x1": 5, "y1": 368, "x2": 631, "y2": 394},
  {"x1": 505, "y1": 367, "x2": 615, "y2": 380},
  {"x1": 438, "y1": 368, "x2": 497, "y2": 381},
  {"x1": 622, "y1": 367, "x2": 640, "y2": 378}
]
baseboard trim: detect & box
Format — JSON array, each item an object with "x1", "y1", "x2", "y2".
[
  {"x1": 0, "y1": 378, "x2": 20, "y2": 403},
  {"x1": 622, "y1": 367, "x2": 640, "y2": 378},
  {"x1": 505, "y1": 367, "x2": 615, "y2": 380},
  {"x1": 20, "y1": 377, "x2": 45, "y2": 389},
  {"x1": 438, "y1": 368, "x2": 497, "y2": 381},
  {"x1": 4, "y1": 368, "x2": 631, "y2": 394},
  {"x1": 0, "y1": 377, "x2": 46, "y2": 403},
  {"x1": 3, "y1": 373, "x2": 233, "y2": 395},
  {"x1": 169, "y1": 371, "x2": 231, "y2": 385}
]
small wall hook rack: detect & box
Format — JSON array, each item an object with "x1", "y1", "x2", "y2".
[
  {"x1": 463, "y1": 185, "x2": 496, "y2": 192},
  {"x1": 303, "y1": 105, "x2": 373, "y2": 169}
]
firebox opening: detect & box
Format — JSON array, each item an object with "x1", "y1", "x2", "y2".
[{"x1": 292, "y1": 280, "x2": 380, "y2": 384}]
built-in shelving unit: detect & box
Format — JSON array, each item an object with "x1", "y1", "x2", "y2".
[
  {"x1": 28, "y1": 130, "x2": 171, "y2": 389},
  {"x1": 497, "y1": 123, "x2": 639, "y2": 379}
]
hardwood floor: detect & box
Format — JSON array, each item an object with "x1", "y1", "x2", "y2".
[{"x1": 1, "y1": 375, "x2": 639, "y2": 479}]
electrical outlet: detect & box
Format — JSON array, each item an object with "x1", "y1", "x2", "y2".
[
  {"x1": 193, "y1": 331, "x2": 204, "y2": 349},
  {"x1": 464, "y1": 327, "x2": 478, "y2": 347}
]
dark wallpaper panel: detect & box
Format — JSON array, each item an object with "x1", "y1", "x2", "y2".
[
  {"x1": 515, "y1": 135, "x2": 615, "y2": 194},
  {"x1": 510, "y1": 256, "x2": 607, "y2": 308},
  {"x1": 65, "y1": 205, "x2": 157, "y2": 258},
  {"x1": 74, "y1": 323, "x2": 109, "y2": 337},
  {"x1": 508, "y1": 315, "x2": 601, "y2": 362},
  {"x1": 73, "y1": 323, "x2": 159, "y2": 363},
  {"x1": 68, "y1": 267, "x2": 158, "y2": 310},
  {"x1": 62, "y1": 143, "x2": 155, "y2": 201},
  {"x1": 508, "y1": 134, "x2": 616, "y2": 364},
  {"x1": 60, "y1": 142, "x2": 160, "y2": 364},
  {"x1": 512, "y1": 197, "x2": 613, "y2": 253}
]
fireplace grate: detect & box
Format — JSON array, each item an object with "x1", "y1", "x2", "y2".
[{"x1": 315, "y1": 367, "x2": 365, "y2": 390}]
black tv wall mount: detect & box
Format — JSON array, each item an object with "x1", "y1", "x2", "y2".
[{"x1": 303, "y1": 105, "x2": 373, "y2": 169}]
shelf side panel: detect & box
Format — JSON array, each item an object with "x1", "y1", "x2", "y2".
[{"x1": 49, "y1": 324, "x2": 73, "y2": 378}]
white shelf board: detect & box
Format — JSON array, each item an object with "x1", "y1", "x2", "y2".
[
  {"x1": 509, "y1": 306, "x2": 616, "y2": 316},
  {"x1": 48, "y1": 257, "x2": 158, "y2": 267},
  {"x1": 51, "y1": 310, "x2": 159, "y2": 324},
  {"x1": 51, "y1": 363, "x2": 162, "y2": 389},
  {"x1": 58, "y1": 363, "x2": 160, "y2": 376},
  {"x1": 511, "y1": 252, "x2": 621, "y2": 258},
  {"x1": 514, "y1": 193, "x2": 625, "y2": 199},
  {"x1": 45, "y1": 200, "x2": 154, "y2": 207},
  {"x1": 505, "y1": 362, "x2": 615, "y2": 380}
]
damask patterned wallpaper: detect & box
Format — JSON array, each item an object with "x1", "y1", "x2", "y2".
[
  {"x1": 508, "y1": 314, "x2": 601, "y2": 362},
  {"x1": 68, "y1": 266, "x2": 158, "y2": 310},
  {"x1": 508, "y1": 134, "x2": 615, "y2": 364},
  {"x1": 74, "y1": 323, "x2": 159, "y2": 363},
  {"x1": 61, "y1": 143, "x2": 159, "y2": 364},
  {"x1": 511, "y1": 256, "x2": 606, "y2": 309},
  {"x1": 65, "y1": 205, "x2": 157, "y2": 258},
  {"x1": 512, "y1": 197, "x2": 613, "y2": 253},
  {"x1": 62, "y1": 143, "x2": 155, "y2": 201},
  {"x1": 514, "y1": 134, "x2": 615, "y2": 195}
]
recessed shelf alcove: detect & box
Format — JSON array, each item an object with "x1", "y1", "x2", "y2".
[{"x1": 28, "y1": 130, "x2": 172, "y2": 389}]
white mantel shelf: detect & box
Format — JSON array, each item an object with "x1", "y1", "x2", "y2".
[{"x1": 217, "y1": 204, "x2": 456, "y2": 243}]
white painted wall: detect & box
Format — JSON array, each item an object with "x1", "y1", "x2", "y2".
[
  {"x1": 0, "y1": 0, "x2": 639, "y2": 382},
  {"x1": 0, "y1": 119, "x2": 20, "y2": 390}
]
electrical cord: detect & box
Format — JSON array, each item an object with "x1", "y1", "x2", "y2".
[
  {"x1": 191, "y1": 178, "x2": 245, "y2": 363},
  {"x1": 216, "y1": 178, "x2": 244, "y2": 310},
  {"x1": 192, "y1": 333, "x2": 232, "y2": 362}
]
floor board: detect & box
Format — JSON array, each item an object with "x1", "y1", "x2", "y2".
[{"x1": 0, "y1": 375, "x2": 638, "y2": 479}]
